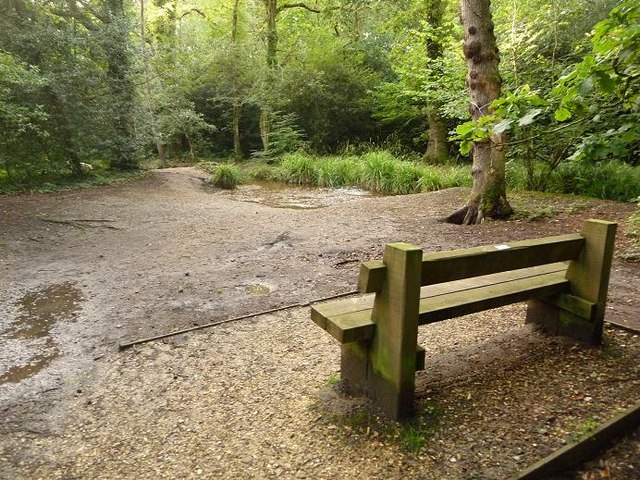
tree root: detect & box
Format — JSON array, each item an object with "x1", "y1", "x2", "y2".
[{"x1": 444, "y1": 205, "x2": 483, "y2": 225}]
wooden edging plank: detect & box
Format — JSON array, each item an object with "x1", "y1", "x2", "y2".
[{"x1": 513, "y1": 402, "x2": 640, "y2": 480}]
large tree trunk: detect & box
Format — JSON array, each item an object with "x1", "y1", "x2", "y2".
[{"x1": 446, "y1": 0, "x2": 512, "y2": 225}]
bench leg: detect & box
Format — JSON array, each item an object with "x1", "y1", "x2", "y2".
[
  {"x1": 340, "y1": 243, "x2": 422, "y2": 421},
  {"x1": 526, "y1": 298, "x2": 603, "y2": 344},
  {"x1": 526, "y1": 220, "x2": 617, "y2": 345}
]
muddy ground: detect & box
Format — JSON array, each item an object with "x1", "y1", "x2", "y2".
[{"x1": 1, "y1": 167, "x2": 639, "y2": 479}]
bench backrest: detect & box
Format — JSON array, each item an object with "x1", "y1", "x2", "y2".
[{"x1": 359, "y1": 233, "x2": 586, "y2": 292}]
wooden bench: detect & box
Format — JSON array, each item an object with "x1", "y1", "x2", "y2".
[{"x1": 311, "y1": 220, "x2": 617, "y2": 420}]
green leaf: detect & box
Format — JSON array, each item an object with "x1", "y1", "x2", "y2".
[
  {"x1": 459, "y1": 140, "x2": 472, "y2": 155},
  {"x1": 579, "y1": 76, "x2": 595, "y2": 96},
  {"x1": 455, "y1": 122, "x2": 476, "y2": 135},
  {"x1": 518, "y1": 109, "x2": 542, "y2": 127},
  {"x1": 493, "y1": 118, "x2": 513, "y2": 134},
  {"x1": 592, "y1": 70, "x2": 616, "y2": 93},
  {"x1": 555, "y1": 108, "x2": 572, "y2": 122}
]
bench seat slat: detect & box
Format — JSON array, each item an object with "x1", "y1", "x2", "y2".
[
  {"x1": 311, "y1": 263, "x2": 570, "y2": 343},
  {"x1": 419, "y1": 270, "x2": 569, "y2": 324}
]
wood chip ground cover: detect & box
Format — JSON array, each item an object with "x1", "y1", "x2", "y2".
[{"x1": 1, "y1": 168, "x2": 639, "y2": 479}]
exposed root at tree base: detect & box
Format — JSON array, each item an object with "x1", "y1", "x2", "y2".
[{"x1": 445, "y1": 205, "x2": 484, "y2": 225}]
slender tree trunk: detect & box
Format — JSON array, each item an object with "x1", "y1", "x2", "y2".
[
  {"x1": 423, "y1": 0, "x2": 449, "y2": 163},
  {"x1": 140, "y1": 0, "x2": 166, "y2": 165},
  {"x1": 105, "y1": 0, "x2": 137, "y2": 170},
  {"x1": 233, "y1": 104, "x2": 242, "y2": 157},
  {"x1": 231, "y1": 0, "x2": 242, "y2": 158},
  {"x1": 265, "y1": 0, "x2": 278, "y2": 68},
  {"x1": 424, "y1": 109, "x2": 448, "y2": 163},
  {"x1": 446, "y1": 0, "x2": 512, "y2": 225},
  {"x1": 185, "y1": 133, "x2": 195, "y2": 161},
  {"x1": 259, "y1": 0, "x2": 278, "y2": 152}
]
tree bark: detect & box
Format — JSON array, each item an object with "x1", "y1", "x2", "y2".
[
  {"x1": 231, "y1": 0, "x2": 243, "y2": 158},
  {"x1": 233, "y1": 103, "x2": 242, "y2": 157},
  {"x1": 447, "y1": 0, "x2": 512, "y2": 224},
  {"x1": 424, "y1": 109, "x2": 448, "y2": 163},
  {"x1": 423, "y1": 0, "x2": 449, "y2": 163}
]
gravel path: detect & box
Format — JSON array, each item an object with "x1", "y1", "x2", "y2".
[{"x1": 1, "y1": 168, "x2": 639, "y2": 479}]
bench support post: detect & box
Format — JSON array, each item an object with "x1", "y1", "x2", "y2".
[
  {"x1": 340, "y1": 243, "x2": 422, "y2": 421},
  {"x1": 526, "y1": 220, "x2": 617, "y2": 345}
]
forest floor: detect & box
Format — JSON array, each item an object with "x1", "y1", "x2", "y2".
[{"x1": 1, "y1": 166, "x2": 639, "y2": 479}]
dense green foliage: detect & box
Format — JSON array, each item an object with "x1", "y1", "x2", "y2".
[{"x1": 1, "y1": 0, "x2": 637, "y2": 200}]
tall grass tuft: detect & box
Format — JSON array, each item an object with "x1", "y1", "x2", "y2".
[
  {"x1": 276, "y1": 152, "x2": 318, "y2": 184},
  {"x1": 316, "y1": 157, "x2": 360, "y2": 187},
  {"x1": 361, "y1": 151, "x2": 397, "y2": 193},
  {"x1": 392, "y1": 161, "x2": 424, "y2": 194},
  {"x1": 211, "y1": 164, "x2": 243, "y2": 189}
]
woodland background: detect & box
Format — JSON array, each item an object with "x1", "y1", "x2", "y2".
[{"x1": 0, "y1": 0, "x2": 638, "y2": 204}]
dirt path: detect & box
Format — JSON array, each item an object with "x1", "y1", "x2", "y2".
[{"x1": 1, "y1": 167, "x2": 638, "y2": 479}]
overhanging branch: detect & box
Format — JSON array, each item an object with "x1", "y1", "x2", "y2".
[{"x1": 276, "y1": 2, "x2": 321, "y2": 14}]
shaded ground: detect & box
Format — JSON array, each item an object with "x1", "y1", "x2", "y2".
[{"x1": 1, "y1": 167, "x2": 638, "y2": 479}]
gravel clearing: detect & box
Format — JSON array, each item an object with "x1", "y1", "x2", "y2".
[{"x1": 1, "y1": 167, "x2": 639, "y2": 479}]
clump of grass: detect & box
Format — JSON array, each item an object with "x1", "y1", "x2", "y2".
[
  {"x1": 325, "y1": 374, "x2": 340, "y2": 386},
  {"x1": 392, "y1": 161, "x2": 424, "y2": 194},
  {"x1": 507, "y1": 159, "x2": 640, "y2": 202},
  {"x1": 245, "y1": 162, "x2": 275, "y2": 181},
  {"x1": 211, "y1": 164, "x2": 243, "y2": 189},
  {"x1": 316, "y1": 157, "x2": 360, "y2": 188},
  {"x1": 419, "y1": 169, "x2": 443, "y2": 192},
  {"x1": 437, "y1": 165, "x2": 472, "y2": 188},
  {"x1": 360, "y1": 151, "x2": 397, "y2": 193},
  {"x1": 276, "y1": 152, "x2": 318, "y2": 184}
]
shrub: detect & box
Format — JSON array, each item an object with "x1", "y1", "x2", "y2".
[{"x1": 211, "y1": 164, "x2": 243, "y2": 189}]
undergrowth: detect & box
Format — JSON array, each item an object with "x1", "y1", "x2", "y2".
[
  {"x1": 0, "y1": 170, "x2": 145, "y2": 194},
  {"x1": 243, "y1": 151, "x2": 472, "y2": 195},
  {"x1": 506, "y1": 160, "x2": 640, "y2": 202}
]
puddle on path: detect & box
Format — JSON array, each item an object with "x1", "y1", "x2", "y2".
[
  {"x1": 222, "y1": 181, "x2": 373, "y2": 210},
  {"x1": 245, "y1": 284, "x2": 271, "y2": 295},
  {"x1": 1, "y1": 282, "x2": 83, "y2": 384}
]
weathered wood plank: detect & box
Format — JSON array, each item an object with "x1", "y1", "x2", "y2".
[
  {"x1": 545, "y1": 293, "x2": 596, "y2": 320},
  {"x1": 368, "y1": 242, "x2": 423, "y2": 420},
  {"x1": 311, "y1": 295, "x2": 374, "y2": 322},
  {"x1": 313, "y1": 263, "x2": 568, "y2": 323},
  {"x1": 419, "y1": 263, "x2": 568, "y2": 301},
  {"x1": 358, "y1": 261, "x2": 386, "y2": 293},
  {"x1": 421, "y1": 234, "x2": 583, "y2": 286},
  {"x1": 419, "y1": 271, "x2": 569, "y2": 324},
  {"x1": 312, "y1": 263, "x2": 571, "y2": 343},
  {"x1": 325, "y1": 310, "x2": 375, "y2": 343},
  {"x1": 565, "y1": 220, "x2": 617, "y2": 344},
  {"x1": 514, "y1": 402, "x2": 640, "y2": 480}
]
